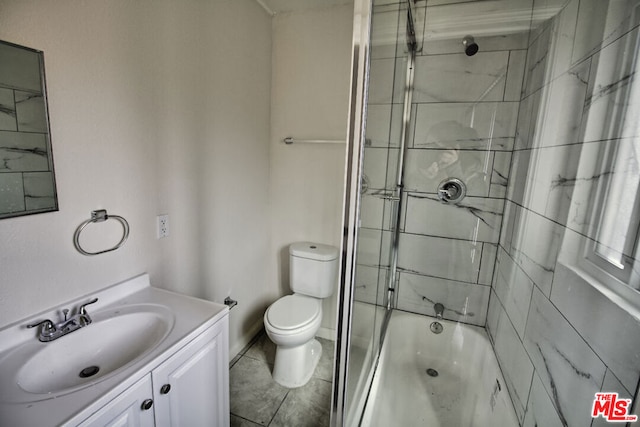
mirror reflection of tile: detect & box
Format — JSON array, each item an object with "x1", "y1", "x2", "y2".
[{"x1": 0, "y1": 41, "x2": 57, "y2": 218}]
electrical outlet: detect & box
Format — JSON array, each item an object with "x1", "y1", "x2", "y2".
[{"x1": 157, "y1": 214, "x2": 169, "y2": 238}]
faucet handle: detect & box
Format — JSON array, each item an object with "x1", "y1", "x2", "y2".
[
  {"x1": 27, "y1": 319, "x2": 57, "y2": 336},
  {"x1": 78, "y1": 297, "x2": 98, "y2": 315}
]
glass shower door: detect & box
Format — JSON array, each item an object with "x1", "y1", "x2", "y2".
[{"x1": 342, "y1": 1, "x2": 414, "y2": 424}]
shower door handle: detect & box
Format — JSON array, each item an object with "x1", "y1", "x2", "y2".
[
  {"x1": 386, "y1": 195, "x2": 401, "y2": 231},
  {"x1": 382, "y1": 188, "x2": 402, "y2": 231},
  {"x1": 389, "y1": 199, "x2": 398, "y2": 231}
]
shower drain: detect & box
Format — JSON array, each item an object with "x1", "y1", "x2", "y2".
[
  {"x1": 430, "y1": 321, "x2": 443, "y2": 334},
  {"x1": 426, "y1": 368, "x2": 439, "y2": 377}
]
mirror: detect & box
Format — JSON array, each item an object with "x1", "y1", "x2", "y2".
[{"x1": 0, "y1": 39, "x2": 57, "y2": 219}]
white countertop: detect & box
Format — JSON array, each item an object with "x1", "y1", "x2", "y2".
[{"x1": 0, "y1": 273, "x2": 228, "y2": 426}]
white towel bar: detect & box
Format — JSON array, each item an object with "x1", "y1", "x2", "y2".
[{"x1": 283, "y1": 136, "x2": 345, "y2": 145}]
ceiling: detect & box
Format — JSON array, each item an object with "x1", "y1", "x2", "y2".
[
  {"x1": 255, "y1": 0, "x2": 566, "y2": 37},
  {"x1": 257, "y1": 0, "x2": 353, "y2": 15}
]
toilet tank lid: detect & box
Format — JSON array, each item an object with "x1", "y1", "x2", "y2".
[{"x1": 289, "y1": 242, "x2": 338, "y2": 261}]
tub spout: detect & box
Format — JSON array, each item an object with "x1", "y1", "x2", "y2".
[{"x1": 434, "y1": 303, "x2": 444, "y2": 320}]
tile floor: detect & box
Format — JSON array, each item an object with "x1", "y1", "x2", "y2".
[{"x1": 229, "y1": 332, "x2": 334, "y2": 427}]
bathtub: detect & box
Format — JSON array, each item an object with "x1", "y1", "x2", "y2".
[{"x1": 359, "y1": 310, "x2": 519, "y2": 427}]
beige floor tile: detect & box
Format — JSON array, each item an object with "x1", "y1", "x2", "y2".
[
  {"x1": 231, "y1": 414, "x2": 263, "y2": 427},
  {"x1": 269, "y1": 378, "x2": 332, "y2": 427},
  {"x1": 230, "y1": 356, "x2": 289, "y2": 425}
]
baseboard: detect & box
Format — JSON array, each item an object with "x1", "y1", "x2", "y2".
[
  {"x1": 230, "y1": 319, "x2": 264, "y2": 361},
  {"x1": 317, "y1": 326, "x2": 336, "y2": 341},
  {"x1": 231, "y1": 322, "x2": 334, "y2": 361}
]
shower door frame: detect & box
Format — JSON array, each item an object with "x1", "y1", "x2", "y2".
[
  {"x1": 331, "y1": 0, "x2": 419, "y2": 425},
  {"x1": 386, "y1": 3, "x2": 417, "y2": 314},
  {"x1": 330, "y1": 0, "x2": 373, "y2": 425}
]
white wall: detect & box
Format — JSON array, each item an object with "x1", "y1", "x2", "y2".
[
  {"x1": 0, "y1": 0, "x2": 353, "y2": 355},
  {"x1": 151, "y1": 0, "x2": 273, "y2": 357},
  {"x1": 269, "y1": 5, "x2": 353, "y2": 335},
  {"x1": 0, "y1": 0, "x2": 272, "y2": 357}
]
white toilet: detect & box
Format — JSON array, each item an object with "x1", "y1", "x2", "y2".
[{"x1": 264, "y1": 242, "x2": 338, "y2": 388}]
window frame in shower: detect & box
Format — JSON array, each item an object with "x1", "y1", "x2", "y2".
[{"x1": 576, "y1": 11, "x2": 640, "y2": 311}]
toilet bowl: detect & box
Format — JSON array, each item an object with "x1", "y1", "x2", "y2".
[
  {"x1": 263, "y1": 242, "x2": 338, "y2": 388},
  {"x1": 264, "y1": 295, "x2": 323, "y2": 388}
]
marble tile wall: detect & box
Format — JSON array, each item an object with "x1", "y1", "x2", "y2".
[
  {"x1": 487, "y1": 0, "x2": 640, "y2": 426},
  {"x1": 0, "y1": 44, "x2": 55, "y2": 216},
  {"x1": 355, "y1": 1, "x2": 528, "y2": 326}
]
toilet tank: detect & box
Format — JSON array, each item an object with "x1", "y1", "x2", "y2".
[{"x1": 289, "y1": 242, "x2": 339, "y2": 298}]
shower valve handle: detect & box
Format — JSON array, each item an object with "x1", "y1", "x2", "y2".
[{"x1": 437, "y1": 178, "x2": 466, "y2": 204}]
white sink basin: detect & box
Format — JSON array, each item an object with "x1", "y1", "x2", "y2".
[{"x1": 0, "y1": 303, "x2": 174, "y2": 402}]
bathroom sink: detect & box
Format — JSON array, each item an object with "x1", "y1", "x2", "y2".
[{"x1": 0, "y1": 303, "x2": 174, "y2": 402}]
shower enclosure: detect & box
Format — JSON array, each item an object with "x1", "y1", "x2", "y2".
[{"x1": 333, "y1": 0, "x2": 640, "y2": 426}]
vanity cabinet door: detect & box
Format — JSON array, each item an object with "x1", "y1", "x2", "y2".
[
  {"x1": 152, "y1": 316, "x2": 229, "y2": 427},
  {"x1": 77, "y1": 375, "x2": 155, "y2": 427}
]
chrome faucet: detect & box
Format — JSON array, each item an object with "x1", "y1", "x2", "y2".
[
  {"x1": 27, "y1": 298, "x2": 98, "y2": 342},
  {"x1": 434, "y1": 303, "x2": 444, "y2": 320}
]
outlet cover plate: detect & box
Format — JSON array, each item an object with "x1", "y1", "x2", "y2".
[{"x1": 157, "y1": 214, "x2": 169, "y2": 238}]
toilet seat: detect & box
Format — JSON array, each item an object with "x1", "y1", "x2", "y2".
[{"x1": 266, "y1": 295, "x2": 321, "y2": 331}]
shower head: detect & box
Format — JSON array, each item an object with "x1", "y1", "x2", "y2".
[{"x1": 462, "y1": 35, "x2": 479, "y2": 56}]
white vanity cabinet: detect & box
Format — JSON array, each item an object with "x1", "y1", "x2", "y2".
[
  {"x1": 152, "y1": 313, "x2": 229, "y2": 427},
  {"x1": 78, "y1": 315, "x2": 229, "y2": 427},
  {"x1": 77, "y1": 376, "x2": 155, "y2": 427},
  {"x1": 75, "y1": 376, "x2": 154, "y2": 427}
]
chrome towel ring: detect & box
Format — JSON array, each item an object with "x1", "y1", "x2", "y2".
[{"x1": 74, "y1": 209, "x2": 130, "y2": 256}]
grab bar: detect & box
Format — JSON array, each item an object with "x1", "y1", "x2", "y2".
[
  {"x1": 283, "y1": 136, "x2": 345, "y2": 145},
  {"x1": 73, "y1": 209, "x2": 130, "y2": 256}
]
